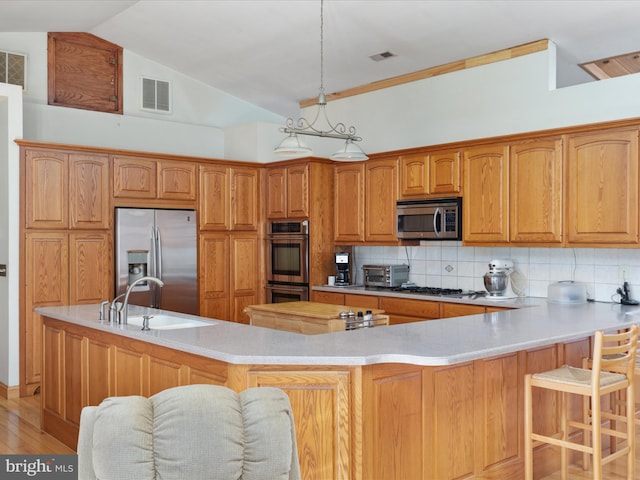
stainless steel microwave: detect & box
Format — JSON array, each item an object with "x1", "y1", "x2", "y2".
[{"x1": 396, "y1": 197, "x2": 462, "y2": 240}]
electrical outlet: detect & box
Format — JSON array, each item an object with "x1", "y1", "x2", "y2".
[{"x1": 619, "y1": 264, "x2": 630, "y2": 284}]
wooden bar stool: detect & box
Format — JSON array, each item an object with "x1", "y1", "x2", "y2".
[{"x1": 524, "y1": 325, "x2": 638, "y2": 480}]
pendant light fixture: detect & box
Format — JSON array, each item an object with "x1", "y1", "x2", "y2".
[{"x1": 274, "y1": 0, "x2": 367, "y2": 161}]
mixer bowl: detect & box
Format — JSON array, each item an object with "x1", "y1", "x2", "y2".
[{"x1": 484, "y1": 272, "x2": 509, "y2": 296}]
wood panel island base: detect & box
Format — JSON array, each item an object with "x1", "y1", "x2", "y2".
[{"x1": 38, "y1": 302, "x2": 640, "y2": 480}]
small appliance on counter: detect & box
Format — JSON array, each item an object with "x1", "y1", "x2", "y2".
[
  {"x1": 362, "y1": 264, "x2": 410, "y2": 288},
  {"x1": 547, "y1": 281, "x2": 588, "y2": 304},
  {"x1": 483, "y1": 259, "x2": 517, "y2": 300},
  {"x1": 335, "y1": 252, "x2": 351, "y2": 286},
  {"x1": 616, "y1": 281, "x2": 639, "y2": 305}
]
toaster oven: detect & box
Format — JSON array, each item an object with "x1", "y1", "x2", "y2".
[{"x1": 362, "y1": 264, "x2": 410, "y2": 287}]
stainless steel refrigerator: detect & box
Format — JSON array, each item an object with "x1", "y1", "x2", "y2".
[{"x1": 115, "y1": 208, "x2": 197, "y2": 315}]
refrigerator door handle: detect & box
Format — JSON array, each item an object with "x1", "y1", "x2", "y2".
[{"x1": 155, "y1": 225, "x2": 163, "y2": 308}]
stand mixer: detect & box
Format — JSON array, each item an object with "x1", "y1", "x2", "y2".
[{"x1": 483, "y1": 259, "x2": 517, "y2": 299}]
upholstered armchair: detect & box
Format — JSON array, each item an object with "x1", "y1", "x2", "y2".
[{"x1": 77, "y1": 384, "x2": 300, "y2": 480}]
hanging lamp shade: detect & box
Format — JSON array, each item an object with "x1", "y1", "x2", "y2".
[
  {"x1": 274, "y1": 132, "x2": 312, "y2": 156},
  {"x1": 331, "y1": 138, "x2": 369, "y2": 161}
]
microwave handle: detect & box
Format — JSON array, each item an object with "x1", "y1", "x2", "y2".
[{"x1": 433, "y1": 208, "x2": 441, "y2": 237}]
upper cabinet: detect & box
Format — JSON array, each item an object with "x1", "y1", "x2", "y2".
[
  {"x1": 365, "y1": 157, "x2": 399, "y2": 243},
  {"x1": 113, "y1": 156, "x2": 197, "y2": 203},
  {"x1": 199, "y1": 165, "x2": 259, "y2": 231},
  {"x1": 463, "y1": 144, "x2": 509, "y2": 243},
  {"x1": 266, "y1": 164, "x2": 309, "y2": 219},
  {"x1": 334, "y1": 157, "x2": 398, "y2": 244},
  {"x1": 399, "y1": 150, "x2": 461, "y2": 199},
  {"x1": 334, "y1": 163, "x2": 365, "y2": 243},
  {"x1": 510, "y1": 137, "x2": 564, "y2": 244},
  {"x1": 24, "y1": 148, "x2": 110, "y2": 230},
  {"x1": 566, "y1": 128, "x2": 639, "y2": 246}
]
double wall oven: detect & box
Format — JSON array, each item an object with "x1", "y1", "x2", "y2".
[{"x1": 266, "y1": 220, "x2": 309, "y2": 303}]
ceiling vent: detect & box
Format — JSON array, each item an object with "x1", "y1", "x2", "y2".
[
  {"x1": 369, "y1": 51, "x2": 396, "y2": 62},
  {"x1": 141, "y1": 77, "x2": 171, "y2": 113},
  {"x1": 580, "y1": 50, "x2": 640, "y2": 80},
  {"x1": 0, "y1": 50, "x2": 26, "y2": 89}
]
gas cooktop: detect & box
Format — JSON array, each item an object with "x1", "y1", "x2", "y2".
[{"x1": 389, "y1": 285, "x2": 463, "y2": 296}]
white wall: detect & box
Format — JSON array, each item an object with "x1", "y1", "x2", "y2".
[{"x1": 0, "y1": 83, "x2": 23, "y2": 388}]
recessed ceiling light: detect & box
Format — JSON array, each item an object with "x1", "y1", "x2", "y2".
[{"x1": 369, "y1": 51, "x2": 396, "y2": 62}]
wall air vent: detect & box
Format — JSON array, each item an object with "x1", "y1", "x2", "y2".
[
  {"x1": 369, "y1": 51, "x2": 396, "y2": 62},
  {"x1": 0, "y1": 50, "x2": 26, "y2": 89},
  {"x1": 141, "y1": 77, "x2": 171, "y2": 113}
]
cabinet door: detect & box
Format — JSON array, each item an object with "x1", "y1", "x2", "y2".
[
  {"x1": 113, "y1": 156, "x2": 157, "y2": 198},
  {"x1": 199, "y1": 165, "x2": 230, "y2": 230},
  {"x1": 247, "y1": 369, "x2": 351, "y2": 480},
  {"x1": 365, "y1": 158, "x2": 398, "y2": 243},
  {"x1": 266, "y1": 167, "x2": 287, "y2": 219},
  {"x1": 334, "y1": 163, "x2": 365, "y2": 242},
  {"x1": 567, "y1": 129, "x2": 639, "y2": 245},
  {"x1": 25, "y1": 233, "x2": 69, "y2": 386},
  {"x1": 430, "y1": 150, "x2": 461, "y2": 194},
  {"x1": 463, "y1": 144, "x2": 509, "y2": 243},
  {"x1": 69, "y1": 153, "x2": 110, "y2": 229},
  {"x1": 399, "y1": 153, "x2": 429, "y2": 198},
  {"x1": 286, "y1": 164, "x2": 309, "y2": 218},
  {"x1": 230, "y1": 233, "x2": 259, "y2": 324},
  {"x1": 199, "y1": 233, "x2": 230, "y2": 320},
  {"x1": 69, "y1": 232, "x2": 111, "y2": 304},
  {"x1": 158, "y1": 160, "x2": 197, "y2": 201},
  {"x1": 510, "y1": 138, "x2": 563, "y2": 243},
  {"x1": 230, "y1": 166, "x2": 259, "y2": 230},
  {"x1": 24, "y1": 149, "x2": 68, "y2": 229}
]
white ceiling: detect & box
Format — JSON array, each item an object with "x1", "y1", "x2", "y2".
[{"x1": 2, "y1": 0, "x2": 640, "y2": 118}]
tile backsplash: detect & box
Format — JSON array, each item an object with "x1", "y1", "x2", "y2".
[{"x1": 353, "y1": 242, "x2": 640, "y2": 303}]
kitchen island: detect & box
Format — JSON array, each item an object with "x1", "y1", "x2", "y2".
[{"x1": 37, "y1": 301, "x2": 640, "y2": 480}]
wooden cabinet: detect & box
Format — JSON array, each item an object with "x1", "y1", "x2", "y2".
[
  {"x1": 510, "y1": 138, "x2": 564, "y2": 244},
  {"x1": 113, "y1": 156, "x2": 197, "y2": 203},
  {"x1": 463, "y1": 144, "x2": 510, "y2": 243},
  {"x1": 199, "y1": 232, "x2": 259, "y2": 324},
  {"x1": 199, "y1": 165, "x2": 258, "y2": 231},
  {"x1": 399, "y1": 150, "x2": 461, "y2": 199},
  {"x1": 335, "y1": 157, "x2": 398, "y2": 244},
  {"x1": 247, "y1": 369, "x2": 351, "y2": 480},
  {"x1": 440, "y1": 302, "x2": 485, "y2": 318},
  {"x1": 24, "y1": 149, "x2": 110, "y2": 230},
  {"x1": 566, "y1": 128, "x2": 639, "y2": 245},
  {"x1": 266, "y1": 164, "x2": 309, "y2": 219},
  {"x1": 365, "y1": 157, "x2": 398, "y2": 243},
  {"x1": 379, "y1": 297, "x2": 440, "y2": 325},
  {"x1": 24, "y1": 231, "x2": 110, "y2": 392},
  {"x1": 334, "y1": 163, "x2": 365, "y2": 242},
  {"x1": 21, "y1": 144, "x2": 112, "y2": 396}
]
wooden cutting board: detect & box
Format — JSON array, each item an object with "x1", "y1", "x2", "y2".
[{"x1": 244, "y1": 301, "x2": 384, "y2": 319}]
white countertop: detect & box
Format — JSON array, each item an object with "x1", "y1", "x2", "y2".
[{"x1": 36, "y1": 300, "x2": 640, "y2": 367}]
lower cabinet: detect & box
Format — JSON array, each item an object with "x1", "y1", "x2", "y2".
[
  {"x1": 23, "y1": 231, "x2": 111, "y2": 395},
  {"x1": 42, "y1": 316, "x2": 590, "y2": 480}
]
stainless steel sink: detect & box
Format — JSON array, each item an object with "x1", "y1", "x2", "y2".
[{"x1": 126, "y1": 314, "x2": 216, "y2": 330}]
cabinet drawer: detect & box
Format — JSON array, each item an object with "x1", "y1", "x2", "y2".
[
  {"x1": 379, "y1": 297, "x2": 440, "y2": 319},
  {"x1": 313, "y1": 291, "x2": 345, "y2": 305},
  {"x1": 440, "y1": 302, "x2": 485, "y2": 318},
  {"x1": 344, "y1": 294, "x2": 379, "y2": 310}
]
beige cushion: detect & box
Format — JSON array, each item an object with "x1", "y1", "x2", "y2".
[{"x1": 78, "y1": 384, "x2": 300, "y2": 480}]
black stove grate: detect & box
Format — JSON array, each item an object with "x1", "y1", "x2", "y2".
[{"x1": 390, "y1": 286, "x2": 463, "y2": 296}]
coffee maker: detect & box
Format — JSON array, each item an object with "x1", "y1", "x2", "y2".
[{"x1": 335, "y1": 252, "x2": 351, "y2": 286}]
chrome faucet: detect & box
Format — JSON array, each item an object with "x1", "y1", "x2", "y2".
[{"x1": 118, "y1": 276, "x2": 164, "y2": 325}]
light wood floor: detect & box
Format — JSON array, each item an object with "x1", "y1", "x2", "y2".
[
  {"x1": 0, "y1": 394, "x2": 638, "y2": 478},
  {"x1": 0, "y1": 394, "x2": 74, "y2": 454}
]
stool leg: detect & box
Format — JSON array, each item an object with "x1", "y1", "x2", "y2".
[
  {"x1": 560, "y1": 391, "x2": 568, "y2": 480},
  {"x1": 583, "y1": 391, "x2": 591, "y2": 470},
  {"x1": 626, "y1": 384, "x2": 635, "y2": 480},
  {"x1": 524, "y1": 374, "x2": 533, "y2": 480},
  {"x1": 592, "y1": 392, "x2": 602, "y2": 480}
]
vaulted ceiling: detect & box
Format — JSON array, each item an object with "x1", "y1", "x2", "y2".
[{"x1": 2, "y1": 0, "x2": 640, "y2": 118}]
